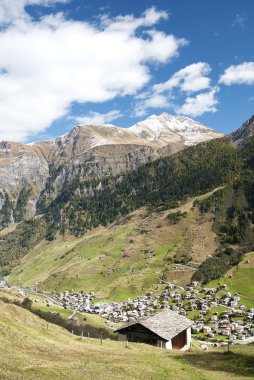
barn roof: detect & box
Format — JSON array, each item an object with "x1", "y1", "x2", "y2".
[{"x1": 116, "y1": 310, "x2": 193, "y2": 341}]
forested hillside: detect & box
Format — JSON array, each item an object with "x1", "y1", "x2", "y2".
[
  {"x1": 38, "y1": 139, "x2": 240, "y2": 238},
  {"x1": 193, "y1": 136, "x2": 254, "y2": 282},
  {"x1": 2, "y1": 137, "x2": 254, "y2": 285}
]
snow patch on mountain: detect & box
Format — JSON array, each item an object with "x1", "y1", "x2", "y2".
[
  {"x1": 28, "y1": 113, "x2": 223, "y2": 156},
  {"x1": 129, "y1": 113, "x2": 222, "y2": 146}
]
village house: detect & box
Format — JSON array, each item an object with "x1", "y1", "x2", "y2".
[{"x1": 116, "y1": 310, "x2": 192, "y2": 350}]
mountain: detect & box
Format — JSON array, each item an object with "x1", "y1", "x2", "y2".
[
  {"x1": 1, "y1": 114, "x2": 254, "y2": 292},
  {"x1": 0, "y1": 113, "x2": 222, "y2": 225},
  {"x1": 31, "y1": 113, "x2": 222, "y2": 169},
  {"x1": 0, "y1": 141, "x2": 49, "y2": 218},
  {"x1": 33, "y1": 113, "x2": 222, "y2": 161},
  {"x1": 2, "y1": 133, "x2": 253, "y2": 287},
  {"x1": 224, "y1": 114, "x2": 254, "y2": 146},
  {"x1": 129, "y1": 113, "x2": 221, "y2": 146}
]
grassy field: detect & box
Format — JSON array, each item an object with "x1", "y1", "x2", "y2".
[
  {"x1": 207, "y1": 251, "x2": 254, "y2": 307},
  {"x1": 0, "y1": 298, "x2": 253, "y2": 380},
  {"x1": 0, "y1": 290, "x2": 118, "y2": 340},
  {"x1": 8, "y1": 193, "x2": 218, "y2": 301}
]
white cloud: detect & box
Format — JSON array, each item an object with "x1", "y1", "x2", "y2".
[
  {"x1": 0, "y1": 0, "x2": 69, "y2": 25},
  {"x1": 100, "y1": 7, "x2": 168, "y2": 34},
  {"x1": 232, "y1": 14, "x2": 246, "y2": 28},
  {"x1": 177, "y1": 87, "x2": 219, "y2": 117},
  {"x1": 0, "y1": 6, "x2": 187, "y2": 141},
  {"x1": 74, "y1": 110, "x2": 123, "y2": 125},
  {"x1": 133, "y1": 62, "x2": 211, "y2": 116},
  {"x1": 134, "y1": 93, "x2": 170, "y2": 117},
  {"x1": 219, "y1": 62, "x2": 254, "y2": 85},
  {"x1": 154, "y1": 62, "x2": 211, "y2": 93}
]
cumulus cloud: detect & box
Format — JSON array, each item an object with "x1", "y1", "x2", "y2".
[
  {"x1": 219, "y1": 62, "x2": 254, "y2": 85},
  {"x1": 154, "y1": 62, "x2": 211, "y2": 93},
  {"x1": 0, "y1": 0, "x2": 69, "y2": 25},
  {"x1": 0, "y1": 5, "x2": 187, "y2": 141},
  {"x1": 134, "y1": 93, "x2": 170, "y2": 117},
  {"x1": 177, "y1": 87, "x2": 219, "y2": 117},
  {"x1": 74, "y1": 110, "x2": 123, "y2": 125},
  {"x1": 133, "y1": 62, "x2": 211, "y2": 116},
  {"x1": 100, "y1": 7, "x2": 168, "y2": 34}
]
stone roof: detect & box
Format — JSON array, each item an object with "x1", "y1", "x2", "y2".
[{"x1": 116, "y1": 310, "x2": 193, "y2": 341}]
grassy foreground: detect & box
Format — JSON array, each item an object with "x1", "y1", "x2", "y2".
[{"x1": 0, "y1": 299, "x2": 254, "y2": 380}]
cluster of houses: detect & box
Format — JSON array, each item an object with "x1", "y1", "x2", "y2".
[
  {"x1": 55, "y1": 290, "x2": 96, "y2": 310},
  {"x1": 51, "y1": 281, "x2": 254, "y2": 343},
  {"x1": 1, "y1": 279, "x2": 253, "y2": 347}
]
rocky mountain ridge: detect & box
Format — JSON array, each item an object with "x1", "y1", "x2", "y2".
[
  {"x1": 31, "y1": 113, "x2": 222, "y2": 165},
  {"x1": 224, "y1": 114, "x2": 254, "y2": 146},
  {"x1": 0, "y1": 113, "x2": 222, "y2": 224}
]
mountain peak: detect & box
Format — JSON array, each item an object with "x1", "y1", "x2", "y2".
[
  {"x1": 28, "y1": 113, "x2": 222, "y2": 165},
  {"x1": 129, "y1": 113, "x2": 222, "y2": 146}
]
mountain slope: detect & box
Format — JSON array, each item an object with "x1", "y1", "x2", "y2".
[
  {"x1": 2, "y1": 115, "x2": 254, "y2": 291},
  {"x1": 8, "y1": 191, "x2": 219, "y2": 300},
  {"x1": 1, "y1": 138, "x2": 240, "y2": 280},
  {"x1": 0, "y1": 113, "x2": 222, "y2": 227},
  {"x1": 224, "y1": 114, "x2": 254, "y2": 146},
  {"x1": 37, "y1": 139, "x2": 240, "y2": 238}
]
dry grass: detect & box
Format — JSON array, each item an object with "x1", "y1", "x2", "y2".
[{"x1": 0, "y1": 299, "x2": 253, "y2": 380}]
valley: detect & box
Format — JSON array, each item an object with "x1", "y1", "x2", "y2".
[
  {"x1": 0, "y1": 113, "x2": 254, "y2": 379},
  {"x1": 0, "y1": 1, "x2": 254, "y2": 378},
  {"x1": 7, "y1": 190, "x2": 219, "y2": 300},
  {"x1": 2, "y1": 250, "x2": 254, "y2": 346}
]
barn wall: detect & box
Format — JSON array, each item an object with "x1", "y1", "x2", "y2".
[
  {"x1": 169, "y1": 327, "x2": 192, "y2": 350},
  {"x1": 172, "y1": 329, "x2": 187, "y2": 349},
  {"x1": 124, "y1": 324, "x2": 163, "y2": 346}
]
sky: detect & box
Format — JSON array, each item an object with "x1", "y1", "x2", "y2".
[{"x1": 0, "y1": 0, "x2": 253, "y2": 142}]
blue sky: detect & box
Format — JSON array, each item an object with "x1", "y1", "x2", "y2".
[{"x1": 0, "y1": 0, "x2": 253, "y2": 141}]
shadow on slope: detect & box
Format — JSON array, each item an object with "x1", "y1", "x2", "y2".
[{"x1": 175, "y1": 347, "x2": 254, "y2": 378}]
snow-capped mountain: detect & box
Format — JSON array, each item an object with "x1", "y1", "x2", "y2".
[
  {"x1": 31, "y1": 113, "x2": 222, "y2": 164},
  {"x1": 129, "y1": 113, "x2": 222, "y2": 146},
  {"x1": 0, "y1": 112, "x2": 223, "y2": 219}
]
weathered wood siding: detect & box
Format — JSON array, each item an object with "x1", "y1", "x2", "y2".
[
  {"x1": 171, "y1": 329, "x2": 187, "y2": 349},
  {"x1": 121, "y1": 323, "x2": 165, "y2": 346}
]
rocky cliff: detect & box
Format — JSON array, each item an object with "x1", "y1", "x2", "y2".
[
  {"x1": 224, "y1": 114, "x2": 254, "y2": 146},
  {"x1": 0, "y1": 113, "x2": 222, "y2": 225}
]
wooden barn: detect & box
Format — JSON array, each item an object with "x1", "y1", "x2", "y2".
[{"x1": 116, "y1": 310, "x2": 192, "y2": 350}]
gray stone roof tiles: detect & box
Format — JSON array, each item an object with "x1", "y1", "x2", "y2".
[{"x1": 116, "y1": 310, "x2": 193, "y2": 341}]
